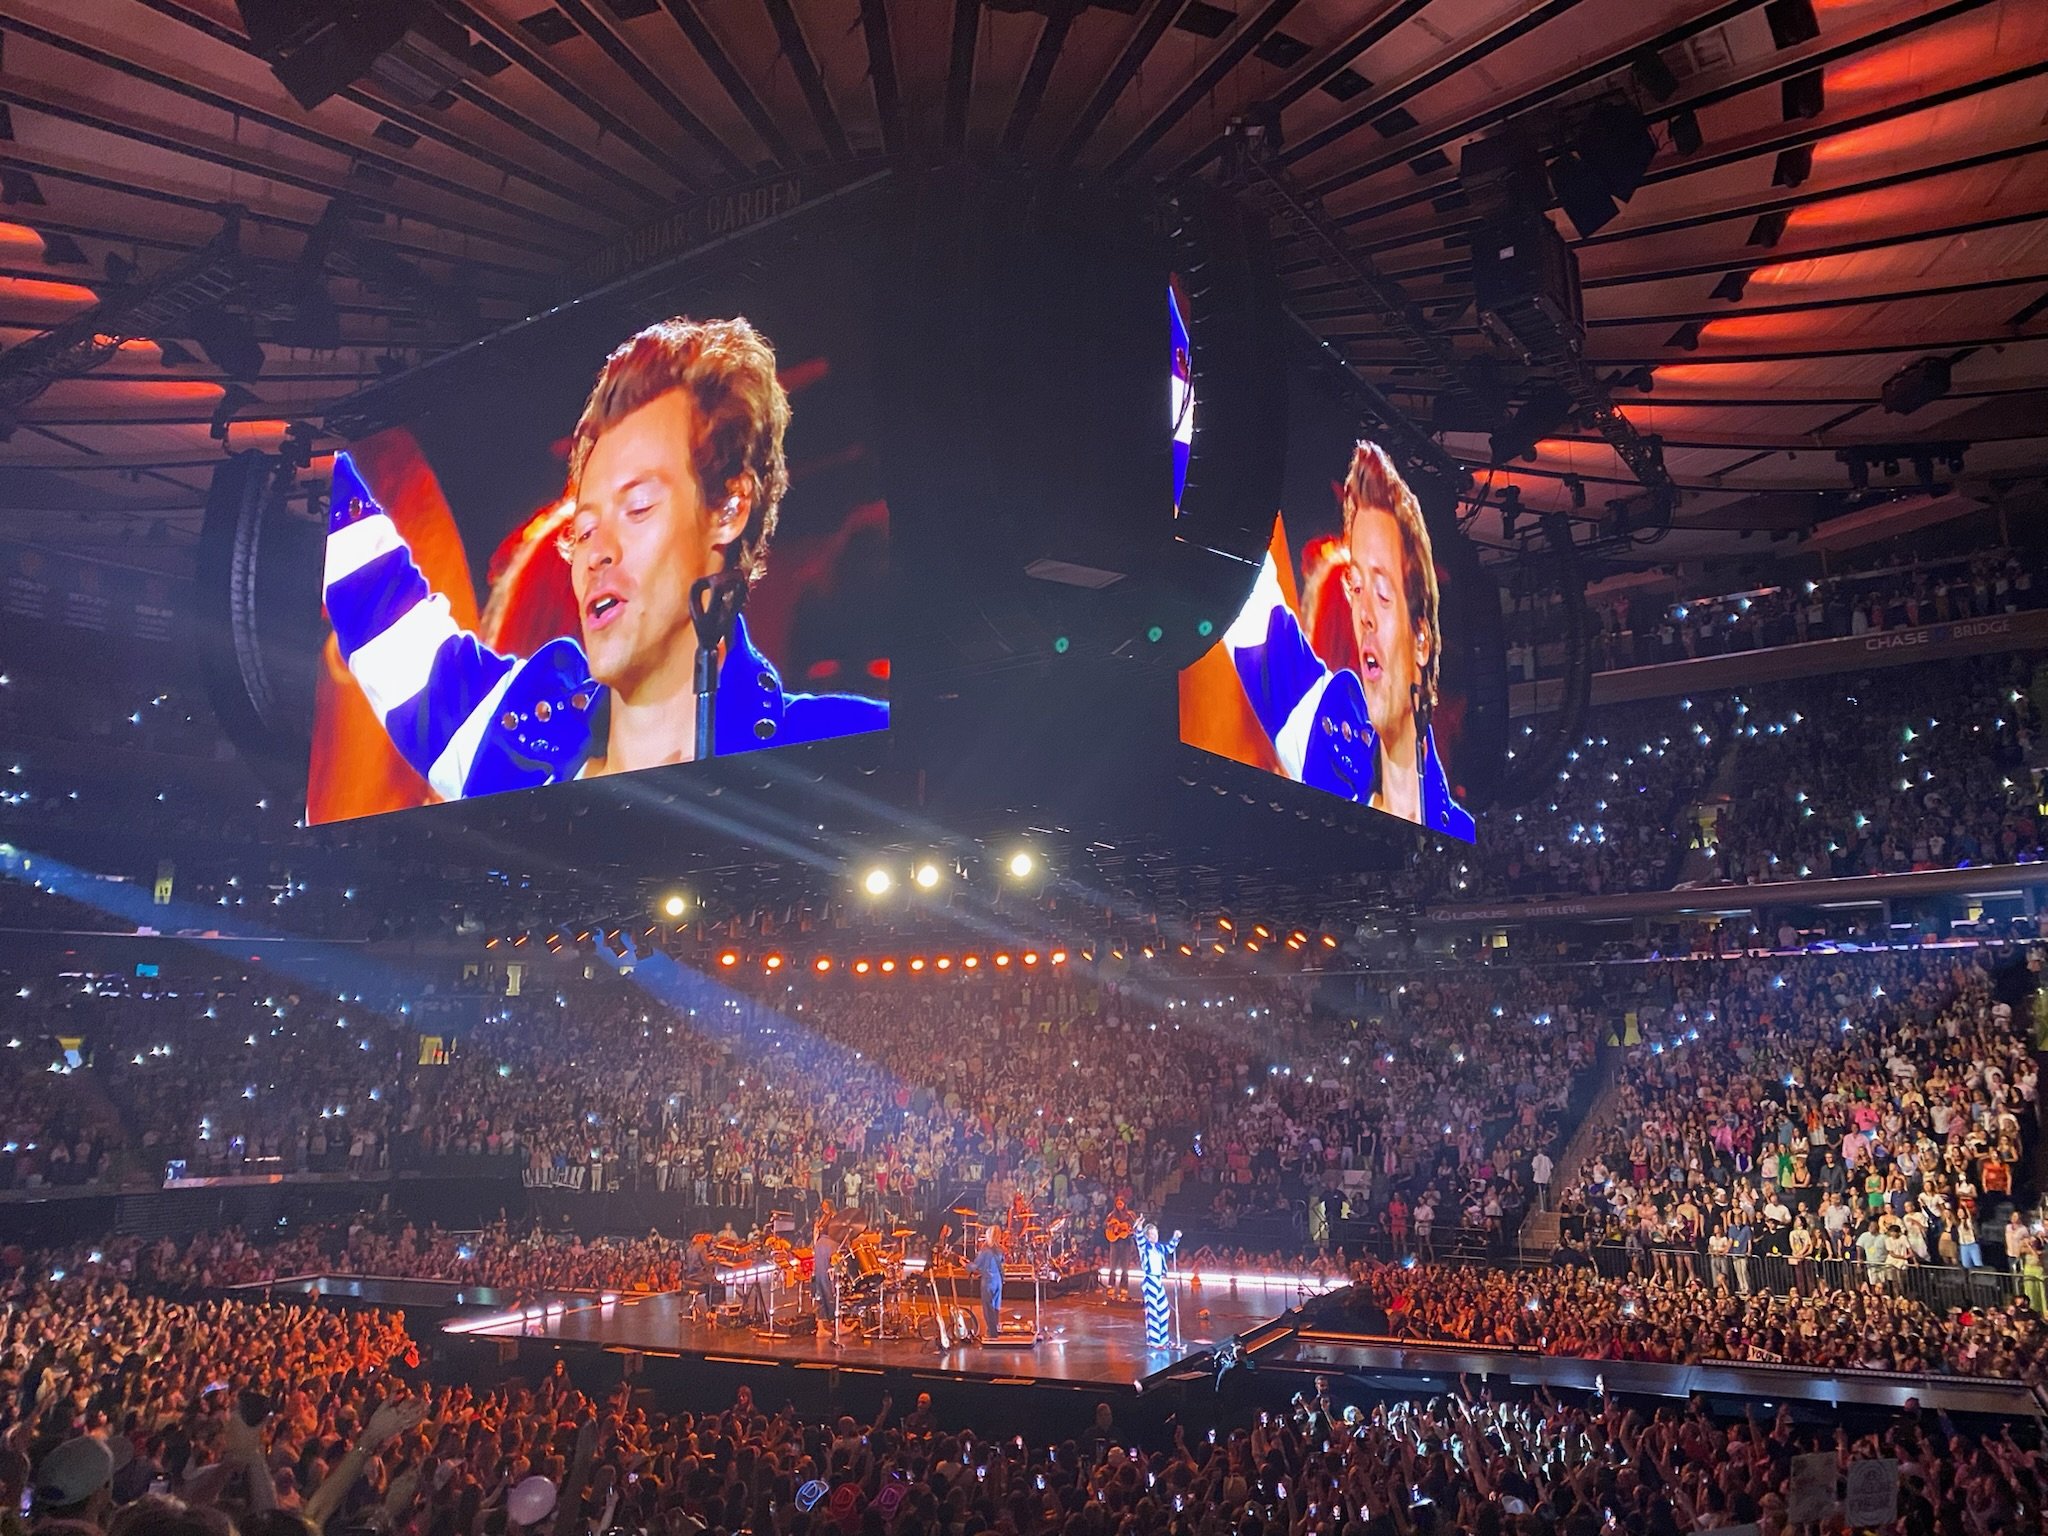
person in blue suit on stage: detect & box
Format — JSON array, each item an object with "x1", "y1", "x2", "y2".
[
  {"x1": 321, "y1": 317, "x2": 886, "y2": 803},
  {"x1": 972, "y1": 1233, "x2": 1005, "y2": 1340}
]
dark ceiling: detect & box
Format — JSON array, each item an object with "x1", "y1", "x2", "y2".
[{"x1": 1, "y1": 0, "x2": 2043, "y2": 570}]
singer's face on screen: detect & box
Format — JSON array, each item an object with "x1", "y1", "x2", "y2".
[
  {"x1": 1342, "y1": 502, "x2": 1427, "y2": 742},
  {"x1": 568, "y1": 389, "x2": 729, "y2": 698}
]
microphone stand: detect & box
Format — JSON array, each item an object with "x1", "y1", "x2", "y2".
[
  {"x1": 688, "y1": 570, "x2": 749, "y2": 762},
  {"x1": 1168, "y1": 1247, "x2": 1184, "y2": 1352}
]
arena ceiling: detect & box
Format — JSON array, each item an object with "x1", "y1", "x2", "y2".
[{"x1": 0, "y1": 0, "x2": 2043, "y2": 571}]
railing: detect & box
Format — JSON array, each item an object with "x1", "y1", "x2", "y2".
[{"x1": 1581, "y1": 1242, "x2": 2029, "y2": 1309}]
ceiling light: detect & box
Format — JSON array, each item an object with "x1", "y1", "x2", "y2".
[{"x1": 863, "y1": 867, "x2": 893, "y2": 897}]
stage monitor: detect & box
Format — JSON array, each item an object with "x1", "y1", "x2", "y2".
[
  {"x1": 307, "y1": 225, "x2": 889, "y2": 824},
  {"x1": 1177, "y1": 350, "x2": 1479, "y2": 843}
]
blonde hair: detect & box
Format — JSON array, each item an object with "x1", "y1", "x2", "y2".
[
  {"x1": 565, "y1": 316, "x2": 790, "y2": 585},
  {"x1": 1340, "y1": 440, "x2": 1440, "y2": 724}
]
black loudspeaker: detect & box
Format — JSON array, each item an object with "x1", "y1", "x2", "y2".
[
  {"x1": 1166, "y1": 181, "x2": 1289, "y2": 560},
  {"x1": 1294, "y1": 1285, "x2": 1391, "y2": 1335},
  {"x1": 1471, "y1": 211, "x2": 1584, "y2": 362},
  {"x1": 196, "y1": 452, "x2": 323, "y2": 798}
]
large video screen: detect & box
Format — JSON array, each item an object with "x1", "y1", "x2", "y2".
[
  {"x1": 1177, "y1": 354, "x2": 1476, "y2": 842},
  {"x1": 309, "y1": 251, "x2": 889, "y2": 824}
]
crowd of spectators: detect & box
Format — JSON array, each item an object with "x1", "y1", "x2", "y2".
[
  {"x1": 1704, "y1": 658, "x2": 2045, "y2": 884},
  {"x1": 1553, "y1": 947, "x2": 2040, "y2": 1293},
  {"x1": 1396, "y1": 697, "x2": 1730, "y2": 903},
  {"x1": 6, "y1": 1260, "x2": 2046, "y2": 1536},
  {"x1": 1501, "y1": 545, "x2": 2048, "y2": 679},
  {"x1": 1400, "y1": 653, "x2": 2048, "y2": 906},
  {"x1": 1351, "y1": 1259, "x2": 2048, "y2": 1378},
  {"x1": 0, "y1": 957, "x2": 1587, "y2": 1264},
  {"x1": 398, "y1": 964, "x2": 1586, "y2": 1261}
]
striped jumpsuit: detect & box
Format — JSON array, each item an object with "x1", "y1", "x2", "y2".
[{"x1": 1135, "y1": 1226, "x2": 1180, "y2": 1349}]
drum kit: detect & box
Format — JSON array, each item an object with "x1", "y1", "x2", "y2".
[
  {"x1": 690, "y1": 1195, "x2": 1083, "y2": 1348},
  {"x1": 825, "y1": 1219, "x2": 954, "y2": 1341}
]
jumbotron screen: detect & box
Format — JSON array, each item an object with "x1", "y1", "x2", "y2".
[
  {"x1": 307, "y1": 249, "x2": 889, "y2": 824},
  {"x1": 1177, "y1": 341, "x2": 1476, "y2": 843}
]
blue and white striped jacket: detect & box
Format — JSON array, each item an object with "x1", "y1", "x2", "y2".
[
  {"x1": 322, "y1": 452, "x2": 887, "y2": 801},
  {"x1": 1222, "y1": 551, "x2": 1475, "y2": 842}
]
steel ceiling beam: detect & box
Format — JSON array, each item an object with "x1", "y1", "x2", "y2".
[
  {"x1": 1052, "y1": 0, "x2": 1182, "y2": 166},
  {"x1": 0, "y1": 79, "x2": 574, "y2": 262},
  {"x1": 0, "y1": 16, "x2": 594, "y2": 237},
  {"x1": 761, "y1": 0, "x2": 850, "y2": 160},
  {"x1": 1000, "y1": 1, "x2": 1079, "y2": 159},
  {"x1": 128, "y1": 0, "x2": 655, "y2": 213},
  {"x1": 431, "y1": 0, "x2": 696, "y2": 192},
  {"x1": 1105, "y1": 0, "x2": 1306, "y2": 177},
  {"x1": 549, "y1": 0, "x2": 752, "y2": 180},
  {"x1": 1168, "y1": 0, "x2": 1437, "y2": 180},
  {"x1": 661, "y1": 1, "x2": 798, "y2": 169},
  {"x1": 944, "y1": 0, "x2": 980, "y2": 155},
  {"x1": 856, "y1": 0, "x2": 906, "y2": 159}
]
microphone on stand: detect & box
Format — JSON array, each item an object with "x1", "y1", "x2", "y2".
[{"x1": 688, "y1": 568, "x2": 750, "y2": 761}]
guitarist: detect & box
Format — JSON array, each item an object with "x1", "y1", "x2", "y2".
[{"x1": 1103, "y1": 1194, "x2": 1136, "y2": 1301}]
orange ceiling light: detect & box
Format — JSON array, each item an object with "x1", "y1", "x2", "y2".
[
  {"x1": 1022, "y1": 951, "x2": 1039, "y2": 966},
  {"x1": 1050, "y1": 949, "x2": 1067, "y2": 965},
  {"x1": 1783, "y1": 182, "x2": 1949, "y2": 241},
  {"x1": 854, "y1": 959, "x2": 872, "y2": 975},
  {"x1": 0, "y1": 275, "x2": 98, "y2": 311},
  {"x1": 1648, "y1": 361, "x2": 1792, "y2": 391},
  {"x1": 962, "y1": 955, "x2": 978, "y2": 969},
  {"x1": 1827, "y1": 16, "x2": 2001, "y2": 100},
  {"x1": 764, "y1": 953, "x2": 784, "y2": 971},
  {"x1": 880, "y1": 958, "x2": 897, "y2": 973},
  {"x1": 1746, "y1": 252, "x2": 1861, "y2": 291},
  {"x1": 813, "y1": 956, "x2": 832, "y2": 973},
  {"x1": 1813, "y1": 117, "x2": 1944, "y2": 172},
  {"x1": 124, "y1": 379, "x2": 228, "y2": 403},
  {"x1": 718, "y1": 950, "x2": 739, "y2": 967},
  {"x1": 909, "y1": 957, "x2": 926, "y2": 972},
  {"x1": 994, "y1": 953, "x2": 1012, "y2": 968},
  {"x1": 934, "y1": 956, "x2": 952, "y2": 970},
  {"x1": 224, "y1": 418, "x2": 293, "y2": 450},
  {"x1": 1697, "y1": 313, "x2": 1819, "y2": 345}
]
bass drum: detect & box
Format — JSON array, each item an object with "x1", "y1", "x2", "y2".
[{"x1": 837, "y1": 1236, "x2": 886, "y2": 1299}]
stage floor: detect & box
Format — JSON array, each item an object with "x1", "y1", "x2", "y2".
[{"x1": 442, "y1": 1275, "x2": 1318, "y2": 1389}]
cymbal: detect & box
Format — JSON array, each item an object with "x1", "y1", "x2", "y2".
[
  {"x1": 890, "y1": 1227, "x2": 917, "y2": 1238},
  {"x1": 949, "y1": 1205, "x2": 979, "y2": 1217}
]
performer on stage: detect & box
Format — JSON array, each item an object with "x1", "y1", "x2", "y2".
[
  {"x1": 811, "y1": 1220, "x2": 838, "y2": 1337},
  {"x1": 1135, "y1": 1219, "x2": 1182, "y2": 1350},
  {"x1": 1104, "y1": 1196, "x2": 1136, "y2": 1301},
  {"x1": 972, "y1": 1233, "x2": 1005, "y2": 1340}
]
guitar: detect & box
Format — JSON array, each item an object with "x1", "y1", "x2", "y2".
[{"x1": 1104, "y1": 1212, "x2": 1134, "y2": 1244}]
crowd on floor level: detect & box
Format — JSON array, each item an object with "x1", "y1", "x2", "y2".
[{"x1": 4, "y1": 1267, "x2": 2045, "y2": 1536}]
